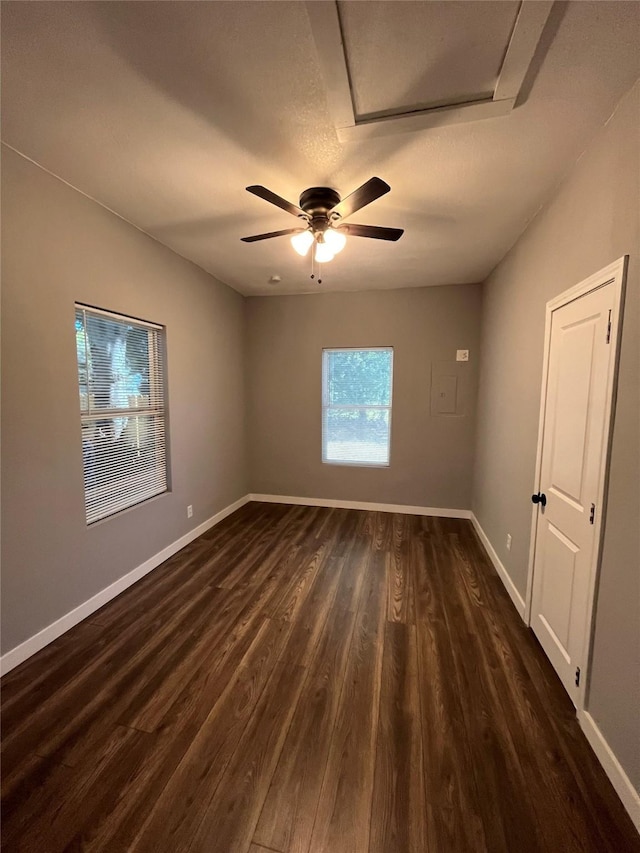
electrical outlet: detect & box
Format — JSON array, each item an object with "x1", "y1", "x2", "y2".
[
  {"x1": 187, "y1": 505, "x2": 193, "y2": 519},
  {"x1": 456, "y1": 349, "x2": 469, "y2": 362},
  {"x1": 506, "y1": 533, "x2": 512, "y2": 551}
]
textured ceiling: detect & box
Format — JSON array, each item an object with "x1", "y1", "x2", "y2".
[{"x1": 2, "y1": 1, "x2": 639, "y2": 296}]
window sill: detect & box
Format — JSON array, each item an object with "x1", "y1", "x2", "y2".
[{"x1": 322, "y1": 460, "x2": 390, "y2": 468}]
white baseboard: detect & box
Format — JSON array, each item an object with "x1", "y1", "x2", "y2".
[
  {"x1": 0, "y1": 494, "x2": 251, "y2": 677},
  {"x1": 470, "y1": 513, "x2": 526, "y2": 619},
  {"x1": 249, "y1": 493, "x2": 472, "y2": 519},
  {"x1": 578, "y1": 709, "x2": 640, "y2": 832}
]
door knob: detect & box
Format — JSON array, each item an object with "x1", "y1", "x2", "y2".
[{"x1": 531, "y1": 492, "x2": 547, "y2": 507}]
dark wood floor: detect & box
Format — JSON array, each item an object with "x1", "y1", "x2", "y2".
[{"x1": 2, "y1": 502, "x2": 638, "y2": 852}]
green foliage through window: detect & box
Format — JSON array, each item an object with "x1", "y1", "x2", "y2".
[
  {"x1": 75, "y1": 305, "x2": 168, "y2": 524},
  {"x1": 322, "y1": 348, "x2": 393, "y2": 466}
]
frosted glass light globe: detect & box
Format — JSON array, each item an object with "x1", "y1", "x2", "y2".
[
  {"x1": 323, "y1": 228, "x2": 347, "y2": 254},
  {"x1": 290, "y1": 230, "x2": 314, "y2": 256},
  {"x1": 315, "y1": 241, "x2": 335, "y2": 263}
]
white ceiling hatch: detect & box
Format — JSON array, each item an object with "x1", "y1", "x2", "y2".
[
  {"x1": 308, "y1": 0, "x2": 554, "y2": 140},
  {"x1": 2, "y1": 1, "x2": 639, "y2": 296}
]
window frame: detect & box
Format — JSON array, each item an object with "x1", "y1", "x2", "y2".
[
  {"x1": 75, "y1": 303, "x2": 169, "y2": 525},
  {"x1": 321, "y1": 346, "x2": 394, "y2": 468}
]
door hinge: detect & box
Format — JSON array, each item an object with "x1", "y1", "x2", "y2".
[
  {"x1": 575, "y1": 667, "x2": 581, "y2": 687},
  {"x1": 606, "y1": 309, "x2": 612, "y2": 343},
  {"x1": 589, "y1": 503, "x2": 596, "y2": 524}
]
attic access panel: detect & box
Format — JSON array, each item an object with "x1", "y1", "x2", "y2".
[
  {"x1": 342, "y1": 1, "x2": 521, "y2": 118},
  {"x1": 307, "y1": 0, "x2": 554, "y2": 141}
]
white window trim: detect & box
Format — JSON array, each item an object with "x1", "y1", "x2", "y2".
[{"x1": 321, "y1": 346, "x2": 394, "y2": 468}]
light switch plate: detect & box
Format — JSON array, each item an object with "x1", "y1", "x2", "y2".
[{"x1": 456, "y1": 350, "x2": 469, "y2": 362}]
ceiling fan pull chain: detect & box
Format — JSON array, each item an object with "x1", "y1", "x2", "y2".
[{"x1": 308, "y1": 243, "x2": 323, "y2": 284}]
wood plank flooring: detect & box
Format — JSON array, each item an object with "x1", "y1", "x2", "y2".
[{"x1": 2, "y1": 502, "x2": 638, "y2": 852}]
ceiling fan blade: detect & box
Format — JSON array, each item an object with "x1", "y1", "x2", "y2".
[
  {"x1": 331, "y1": 177, "x2": 391, "y2": 220},
  {"x1": 339, "y1": 223, "x2": 404, "y2": 241},
  {"x1": 240, "y1": 228, "x2": 303, "y2": 242},
  {"x1": 246, "y1": 185, "x2": 305, "y2": 218}
]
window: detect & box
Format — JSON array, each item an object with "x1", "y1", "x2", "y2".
[
  {"x1": 75, "y1": 304, "x2": 168, "y2": 524},
  {"x1": 322, "y1": 347, "x2": 393, "y2": 466}
]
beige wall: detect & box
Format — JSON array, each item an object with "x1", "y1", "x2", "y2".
[
  {"x1": 1, "y1": 147, "x2": 247, "y2": 654},
  {"x1": 246, "y1": 285, "x2": 481, "y2": 508},
  {"x1": 473, "y1": 82, "x2": 640, "y2": 788}
]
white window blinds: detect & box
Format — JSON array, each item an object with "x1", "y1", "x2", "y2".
[
  {"x1": 322, "y1": 348, "x2": 393, "y2": 466},
  {"x1": 75, "y1": 305, "x2": 168, "y2": 524}
]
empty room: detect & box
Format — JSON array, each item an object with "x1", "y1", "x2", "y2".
[{"x1": 1, "y1": 1, "x2": 639, "y2": 851}]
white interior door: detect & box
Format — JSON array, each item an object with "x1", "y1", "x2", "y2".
[{"x1": 530, "y1": 278, "x2": 620, "y2": 706}]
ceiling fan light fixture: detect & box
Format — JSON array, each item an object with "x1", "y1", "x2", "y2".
[
  {"x1": 314, "y1": 240, "x2": 334, "y2": 263},
  {"x1": 290, "y1": 229, "x2": 314, "y2": 256},
  {"x1": 243, "y1": 178, "x2": 403, "y2": 267},
  {"x1": 323, "y1": 228, "x2": 347, "y2": 254}
]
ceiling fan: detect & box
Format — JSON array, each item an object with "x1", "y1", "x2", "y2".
[{"x1": 241, "y1": 177, "x2": 403, "y2": 263}]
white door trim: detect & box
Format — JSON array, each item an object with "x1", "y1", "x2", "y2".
[{"x1": 524, "y1": 256, "x2": 628, "y2": 711}]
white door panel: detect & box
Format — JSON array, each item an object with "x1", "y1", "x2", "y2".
[
  {"x1": 530, "y1": 282, "x2": 616, "y2": 704},
  {"x1": 549, "y1": 317, "x2": 596, "y2": 503},
  {"x1": 539, "y1": 523, "x2": 578, "y2": 654}
]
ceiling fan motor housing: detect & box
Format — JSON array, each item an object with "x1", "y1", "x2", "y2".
[{"x1": 299, "y1": 187, "x2": 341, "y2": 217}]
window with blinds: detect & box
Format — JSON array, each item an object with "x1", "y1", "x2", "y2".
[
  {"x1": 75, "y1": 304, "x2": 168, "y2": 524},
  {"x1": 322, "y1": 347, "x2": 393, "y2": 466}
]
